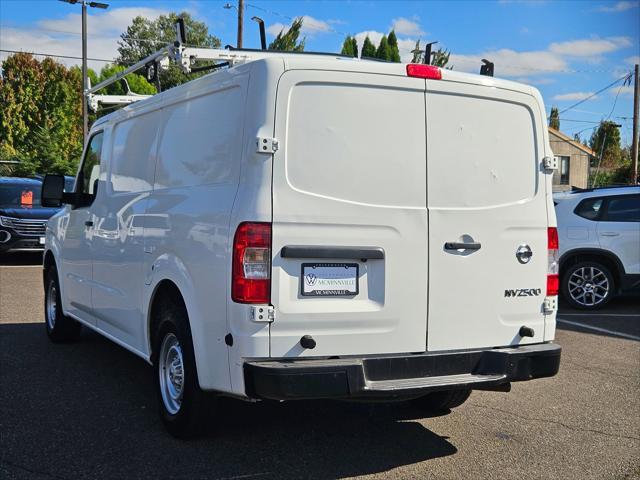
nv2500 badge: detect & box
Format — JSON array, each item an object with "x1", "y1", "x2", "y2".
[{"x1": 504, "y1": 288, "x2": 542, "y2": 297}]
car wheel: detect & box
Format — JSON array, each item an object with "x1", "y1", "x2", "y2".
[
  {"x1": 412, "y1": 389, "x2": 472, "y2": 413},
  {"x1": 152, "y1": 301, "x2": 214, "y2": 438},
  {"x1": 562, "y1": 261, "x2": 614, "y2": 310},
  {"x1": 44, "y1": 268, "x2": 82, "y2": 342}
]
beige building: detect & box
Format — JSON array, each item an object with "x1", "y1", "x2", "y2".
[{"x1": 548, "y1": 127, "x2": 594, "y2": 191}]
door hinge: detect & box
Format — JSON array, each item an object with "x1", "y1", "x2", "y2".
[
  {"x1": 543, "y1": 156, "x2": 558, "y2": 171},
  {"x1": 249, "y1": 305, "x2": 275, "y2": 322},
  {"x1": 256, "y1": 137, "x2": 278, "y2": 153},
  {"x1": 543, "y1": 296, "x2": 557, "y2": 314}
]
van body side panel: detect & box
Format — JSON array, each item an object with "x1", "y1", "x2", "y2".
[
  {"x1": 91, "y1": 110, "x2": 160, "y2": 352},
  {"x1": 143, "y1": 72, "x2": 249, "y2": 391},
  {"x1": 425, "y1": 80, "x2": 547, "y2": 351},
  {"x1": 270, "y1": 70, "x2": 428, "y2": 358}
]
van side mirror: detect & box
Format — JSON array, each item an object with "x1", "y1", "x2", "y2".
[{"x1": 41, "y1": 174, "x2": 65, "y2": 207}]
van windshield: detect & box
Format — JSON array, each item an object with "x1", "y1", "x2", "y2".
[{"x1": 0, "y1": 184, "x2": 42, "y2": 207}]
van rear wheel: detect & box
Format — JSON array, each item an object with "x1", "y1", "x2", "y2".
[
  {"x1": 152, "y1": 301, "x2": 214, "y2": 438},
  {"x1": 412, "y1": 389, "x2": 472, "y2": 413},
  {"x1": 44, "y1": 268, "x2": 81, "y2": 343}
]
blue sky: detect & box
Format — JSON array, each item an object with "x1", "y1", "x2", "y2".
[{"x1": 1, "y1": 0, "x2": 639, "y2": 145}]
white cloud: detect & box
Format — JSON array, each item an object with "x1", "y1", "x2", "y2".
[
  {"x1": 451, "y1": 49, "x2": 568, "y2": 77},
  {"x1": 549, "y1": 37, "x2": 632, "y2": 57},
  {"x1": 266, "y1": 16, "x2": 333, "y2": 38},
  {"x1": 515, "y1": 77, "x2": 555, "y2": 85},
  {"x1": 597, "y1": 1, "x2": 639, "y2": 12},
  {"x1": 266, "y1": 22, "x2": 288, "y2": 37},
  {"x1": 0, "y1": 6, "x2": 170, "y2": 71},
  {"x1": 611, "y1": 85, "x2": 634, "y2": 96},
  {"x1": 553, "y1": 92, "x2": 597, "y2": 101},
  {"x1": 390, "y1": 17, "x2": 425, "y2": 37},
  {"x1": 625, "y1": 55, "x2": 640, "y2": 65}
]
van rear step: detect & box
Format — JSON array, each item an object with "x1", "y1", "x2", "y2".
[
  {"x1": 244, "y1": 343, "x2": 561, "y2": 400},
  {"x1": 365, "y1": 373, "x2": 507, "y2": 392}
]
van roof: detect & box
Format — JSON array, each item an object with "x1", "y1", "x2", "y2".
[{"x1": 93, "y1": 53, "x2": 538, "y2": 127}]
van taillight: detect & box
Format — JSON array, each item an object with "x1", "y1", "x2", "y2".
[
  {"x1": 232, "y1": 222, "x2": 271, "y2": 304},
  {"x1": 547, "y1": 227, "x2": 559, "y2": 296},
  {"x1": 406, "y1": 64, "x2": 442, "y2": 80}
]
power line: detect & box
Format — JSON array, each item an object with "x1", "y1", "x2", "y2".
[
  {"x1": 558, "y1": 72, "x2": 632, "y2": 116},
  {"x1": 0, "y1": 48, "x2": 120, "y2": 63}
]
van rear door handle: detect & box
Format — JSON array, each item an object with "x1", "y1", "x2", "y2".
[
  {"x1": 600, "y1": 232, "x2": 620, "y2": 237},
  {"x1": 444, "y1": 242, "x2": 481, "y2": 251}
]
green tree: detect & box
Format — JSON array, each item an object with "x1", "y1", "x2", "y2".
[
  {"x1": 95, "y1": 64, "x2": 156, "y2": 96},
  {"x1": 361, "y1": 36, "x2": 377, "y2": 58},
  {"x1": 117, "y1": 12, "x2": 220, "y2": 90},
  {"x1": 0, "y1": 53, "x2": 83, "y2": 176},
  {"x1": 589, "y1": 121, "x2": 623, "y2": 169},
  {"x1": 376, "y1": 35, "x2": 391, "y2": 61},
  {"x1": 549, "y1": 106, "x2": 560, "y2": 130},
  {"x1": 340, "y1": 36, "x2": 358, "y2": 57},
  {"x1": 409, "y1": 40, "x2": 451, "y2": 68},
  {"x1": 269, "y1": 18, "x2": 305, "y2": 52},
  {"x1": 387, "y1": 30, "x2": 401, "y2": 62}
]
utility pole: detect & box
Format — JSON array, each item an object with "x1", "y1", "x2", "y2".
[
  {"x1": 59, "y1": 0, "x2": 109, "y2": 146},
  {"x1": 237, "y1": 0, "x2": 244, "y2": 49},
  {"x1": 631, "y1": 64, "x2": 639, "y2": 184}
]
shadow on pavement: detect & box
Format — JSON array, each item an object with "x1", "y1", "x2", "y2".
[
  {"x1": 0, "y1": 323, "x2": 456, "y2": 480},
  {"x1": 0, "y1": 251, "x2": 42, "y2": 266}
]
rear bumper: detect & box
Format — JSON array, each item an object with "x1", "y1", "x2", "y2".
[{"x1": 244, "y1": 342, "x2": 561, "y2": 400}]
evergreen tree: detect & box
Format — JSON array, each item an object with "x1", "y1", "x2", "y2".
[
  {"x1": 387, "y1": 30, "x2": 401, "y2": 62},
  {"x1": 589, "y1": 121, "x2": 623, "y2": 169},
  {"x1": 361, "y1": 36, "x2": 377, "y2": 59},
  {"x1": 117, "y1": 12, "x2": 220, "y2": 90},
  {"x1": 376, "y1": 35, "x2": 391, "y2": 61},
  {"x1": 340, "y1": 36, "x2": 357, "y2": 57},
  {"x1": 269, "y1": 18, "x2": 305, "y2": 52},
  {"x1": 549, "y1": 106, "x2": 560, "y2": 130}
]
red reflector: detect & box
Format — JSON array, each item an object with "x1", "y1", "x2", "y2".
[
  {"x1": 232, "y1": 222, "x2": 272, "y2": 304},
  {"x1": 406, "y1": 64, "x2": 442, "y2": 80},
  {"x1": 547, "y1": 274, "x2": 559, "y2": 296},
  {"x1": 548, "y1": 227, "x2": 559, "y2": 250}
]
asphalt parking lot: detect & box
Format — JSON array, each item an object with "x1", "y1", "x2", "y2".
[{"x1": 1, "y1": 252, "x2": 638, "y2": 480}]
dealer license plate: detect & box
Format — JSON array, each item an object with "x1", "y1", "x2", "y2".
[{"x1": 301, "y1": 263, "x2": 359, "y2": 297}]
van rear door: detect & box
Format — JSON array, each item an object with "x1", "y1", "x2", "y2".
[
  {"x1": 270, "y1": 70, "x2": 428, "y2": 357},
  {"x1": 425, "y1": 80, "x2": 548, "y2": 351}
]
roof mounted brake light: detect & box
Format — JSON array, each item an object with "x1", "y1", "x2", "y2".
[{"x1": 406, "y1": 64, "x2": 442, "y2": 80}]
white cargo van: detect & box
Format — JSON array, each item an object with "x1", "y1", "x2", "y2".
[{"x1": 41, "y1": 52, "x2": 561, "y2": 438}]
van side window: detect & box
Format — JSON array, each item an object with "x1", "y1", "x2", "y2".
[
  {"x1": 574, "y1": 197, "x2": 603, "y2": 221},
  {"x1": 77, "y1": 132, "x2": 104, "y2": 201},
  {"x1": 603, "y1": 195, "x2": 640, "y2": 222}
]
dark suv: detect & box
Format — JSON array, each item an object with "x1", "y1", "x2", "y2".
[{"x1": 0, "y1": 177, "x2": 61, "y2": 255}]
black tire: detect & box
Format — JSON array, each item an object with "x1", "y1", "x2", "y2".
[
  {"x1": 44, "y1": 267, "x2": 82, "y2": 343},
  {"x1": 561, "y1": 261, "x2": 615, "y2": 310},
  {"x1": 412, "y1": 389, "x2": 472, "y2": 413},
  {"x1": 152, "y1": 299, "x2": 214, "y2": 439}
]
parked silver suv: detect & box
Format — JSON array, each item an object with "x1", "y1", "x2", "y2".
[{"x1": 554, "y1": 185, "x2": 640, "y2": 309}]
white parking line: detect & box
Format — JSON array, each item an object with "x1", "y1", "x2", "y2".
[
  {"x1": 557, "y1": 318, "x2": 640, "y2": 341},
  {"x1": 0, "y1": 265, "x2": 41, "y2": 268},
  {"x1": 559, "y1": 313, "x2": 640, "y2": 317}
]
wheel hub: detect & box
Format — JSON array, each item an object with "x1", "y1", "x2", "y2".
[
  {"x1": 158, "y1": 333, "x2": 184, "y2": 415},
  {"x1": 567, "y1": 266, "x2": 609, "y2": 307}
]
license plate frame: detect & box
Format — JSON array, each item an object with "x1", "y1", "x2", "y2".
[{"x1": 300, "y1": 262, "x2": 359, "y2": 297}]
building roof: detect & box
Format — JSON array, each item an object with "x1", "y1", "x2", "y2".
[{"x1": 548, "y1": 127, "x2": 595, "y2": 157}]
